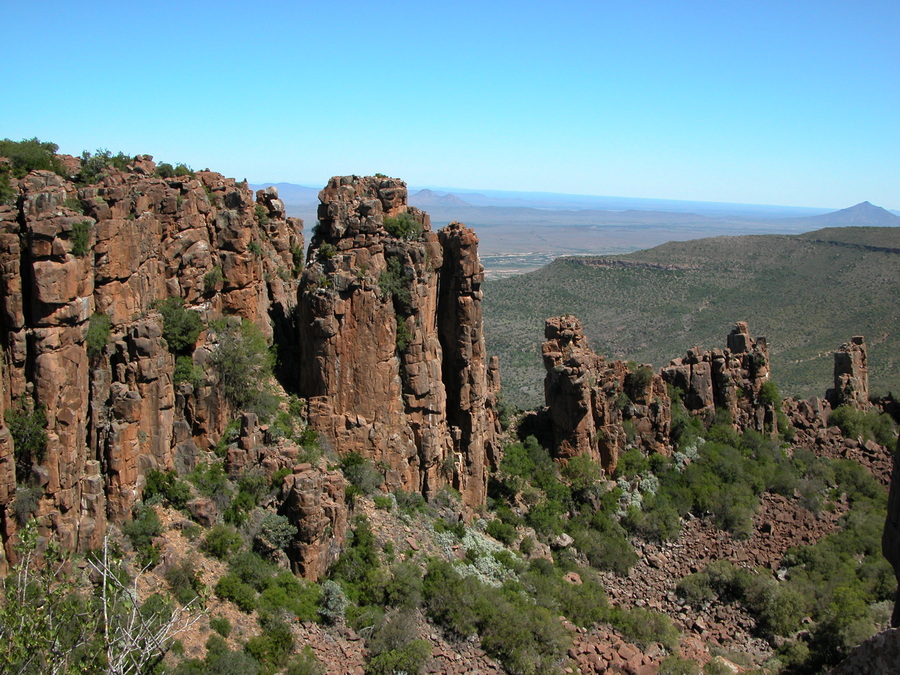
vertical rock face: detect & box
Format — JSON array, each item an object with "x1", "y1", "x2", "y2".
[
  {"x1": 542, "y1": 316, "x2": 670, "y2": 474},
  {"x1": 296, "y1": 176, "x2": 498, "y2": 511},
  {"x1": 0, "y1": 158, "x2": 303, "y2": 562},
  {"x1": 661, "y1": 321, "x2": 774, "y2": 432},
  {"x1": 828, "y1": 336, "x2": 870, "y2": 409}
]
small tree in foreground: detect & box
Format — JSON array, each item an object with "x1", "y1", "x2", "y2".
[{"x1": 0, "y1": 521, "x2": 202, "y2": 674}]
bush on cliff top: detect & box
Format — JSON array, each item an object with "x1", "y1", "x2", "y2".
[
  {"x1": 0, "y1": 137, "x2": 67, "y2": 178},
  {"x1": 383, "y1": 212, "x2": 422, "y2": 240}
]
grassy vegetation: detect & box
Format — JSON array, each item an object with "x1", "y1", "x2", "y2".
[{"x1": 484, "y1": 229, "x2": 900, "y2": 409}]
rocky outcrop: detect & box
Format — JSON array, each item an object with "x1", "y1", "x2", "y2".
[
  {"x1": 661, "y1": 321, "x2": 775, "y2": 433},
  {"x1": 280, "y1": 463, "x2": 348, "y2": 581},
  {"x1": 295, "y1": 176, "x2": 499, "y2": 511},
  {"x1": 0, "y1": 157, "x2": 303, "y2": 563},
  {"x1": 827, "y1": 336, "x2": 870, "y2": 409},
  {"x1": 541, "y1": 320, "x2": 787, "y2": 473},
  {"x1": 542, "y1": 316, "x2": 670, "y2": 473}
]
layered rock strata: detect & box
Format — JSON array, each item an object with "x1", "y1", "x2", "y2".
[
  {"x1": 295, "y1": 176, "x2": 499, "y2": 511},
  {"x1": 0, "y1": 158, "x2": 303, "y2": 564}
]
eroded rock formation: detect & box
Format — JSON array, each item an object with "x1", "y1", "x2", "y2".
[
  {"x1": 542, "y1": 315, "x2": 670, "y2": 473},
  {"x1": 296, "y1": 176, "x2": 499, "y2": 511},
  {"x1": 660, "y1": 321, "x2": 774, "y2": 432},
  {"x1": 541, "y1": 320, "x2": 786, "y2": 473},
  {"x1": 0, "y1": 157, "x2": 303, "y2": 565},
  {"x1": 828, "y1": 336, "x2": 870, "y2": 409}
]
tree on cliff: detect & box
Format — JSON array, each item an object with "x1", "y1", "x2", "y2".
[{"x1": 211, "y1": 319, "x2": 277, "y2": 417}]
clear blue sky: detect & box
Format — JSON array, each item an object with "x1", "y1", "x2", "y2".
[{"x1": 2, "y1": 1, "x2": 897, "y2": 209}]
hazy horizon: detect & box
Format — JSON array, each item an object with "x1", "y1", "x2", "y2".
[{"x1": 3, "y1": 2, "x2": 897, "y2": 210}]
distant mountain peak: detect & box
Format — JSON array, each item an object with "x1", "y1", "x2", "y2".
[
  {"x1": 803, "y1": 201, "x2": 899, "y2": 227},
  {"x1": 409, "y1": 189, "x2": 472, "y2": 208}
]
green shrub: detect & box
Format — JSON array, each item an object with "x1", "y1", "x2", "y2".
[
  {"x1": 156, "y1": 297, "x2": 204, "y2": 355},
  {"x1": 382, "y1": 560, "x2": 424, "y2": 611},
  {"x1": 155, "y1": 162, "x2": 195, "y2": 179},
  {"x1": 373, "y1": 494, "x2": 393, "y2": 510},
  {"x1": 143, "y1": 468, "x2": 192, "y2": 509},
  {"x1": 155, "y1": 162, "x2": 176, "y2": 178},
  {"x1": 210, "y1": 319, "x2": 276, "y2": 416},
  {"x1": 423, "y1": 558, "x2": 570, "y2": 672},
  {"x1": 393, "y1": 489, "x2": 426, "y2": 513},
  {"x1": 86, "y1": 312, "x2": 111, "y2": 361},
  {"x1": 203, "y1": 266, "x2": 224, "y2": 293},
  {"x1": 257, "y1": 570, "x2": 321, "y2": 622},
  {"x1": 625, "y1": 364, "x2": 654, "y2": 401},
  {"x1": 365, "y1": 610, "x2": 431, "y2": 675},
  {"x1": 254, "y1": 204, "x2": 270, "y2": 226},
  {"x1": 658, "y1": 656, "x2": 700, "y2": 675},
  {"x1": 11, "y1": 486, "x2": 42, "y2": 525},
  {"x1": 70, "y1": 220, "x2": 92, "y2": 257},
  {"x1": 0, "y1": 172, "x2": 15, "y2": 206},
  {"x1": 209, "y1": 615, "x2": 231, "y2": 637},
  {"x1": 189, "y1": 461, "x2": 230, "y2": 498},
  {"x1": 237, "y1": 468, "x2": 270, "y2": 504},
  {"x1": 395, "y1": 316, "x2": 412, "y2": 352},
  {"x1": 214, "y1": 574, "x2": 257, "y2": 612},
  {"x1": 165, "y1": 558, "x2": 205, "y2": 605},
  {"x1": 615, "y1": 447, "x2": 650, "y2": 478},
  {"x1": 123, "y1": 504, "x2": 163, "y2": 567},
  {"x1": 63, "y1": 196, "x2": 84, "y2": 213},
  {"x1": 0, "y1": 138, "x2": 67, "y2": 178},
  {"x1": 758, "y1": 380, "x2": 781, "y2": 407},
  {"x1": 174, "y1": 354, "x2": 205, "y2": 389},
  {"x1": 244, "y1": 613, "x2": 293, "y2": 669},
  {"x1": 571, "y1": 520, "x2": 637, "y2": 575},
  {"x1": 486, "y1": 519, "x2": 517, "y2": 546},
  {"x1": 829, "y1": 405, "x2": 897, "y2": 447},
  {"x1": 203, "y1": 525, "x2": 243, "y2": 559},
  {"x1": 383, "y1": 212, "x2": 422, "y2": 240},
  {"x1": 287, "y1": 646, "x2": 325, "y2": 675},
  {"x1": 607, "y1": 606, "x2": 680, "y2": 650},
  {"x1": 330, "y1": 516, "x2": 385, "y2": 606},
  {"x1": 77, "y1": 149, "x2": 130, "y2": 184},
  {"x1": 378, "y1": 257, "x2": 412, "y2": 309},
  {"x1": 340, "y1": 452, "x2": 384, "y2": 499},
  {"x1": 257, "y1": 512, "x2": 296, "y2": 550},
  {"x1": 5, "y1": 402, "x2": 48, "y2": 480}
]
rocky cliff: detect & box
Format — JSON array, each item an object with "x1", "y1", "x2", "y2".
[
  {"x1": 0, "y1": 156, "x2": 306, "y2": 565},
  {"x1": 540, "y1": 318, "x2": 883, "y2": 475},
  {"x1": 295, "y1": 176, "x2": 500, "y2": 511},
  {"x1": 542, "y1": 315, "x2": 671, "y2": 473}
]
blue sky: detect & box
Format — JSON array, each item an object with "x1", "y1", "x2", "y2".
[{"x1": 2, "y1": 1, "x2": 897, "y2": 209}]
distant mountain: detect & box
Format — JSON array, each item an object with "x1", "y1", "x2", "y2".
[
  {"x1": 793, "y1": 201, "x2": 900, "y2": 227},
  {"x1": 408, "y1": 189, "x2": 472, "y2": 208}
]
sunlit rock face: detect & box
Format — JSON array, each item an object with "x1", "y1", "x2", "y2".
[{"x1": 296, "y1": 175, "x2": 499, "y2": 512}]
